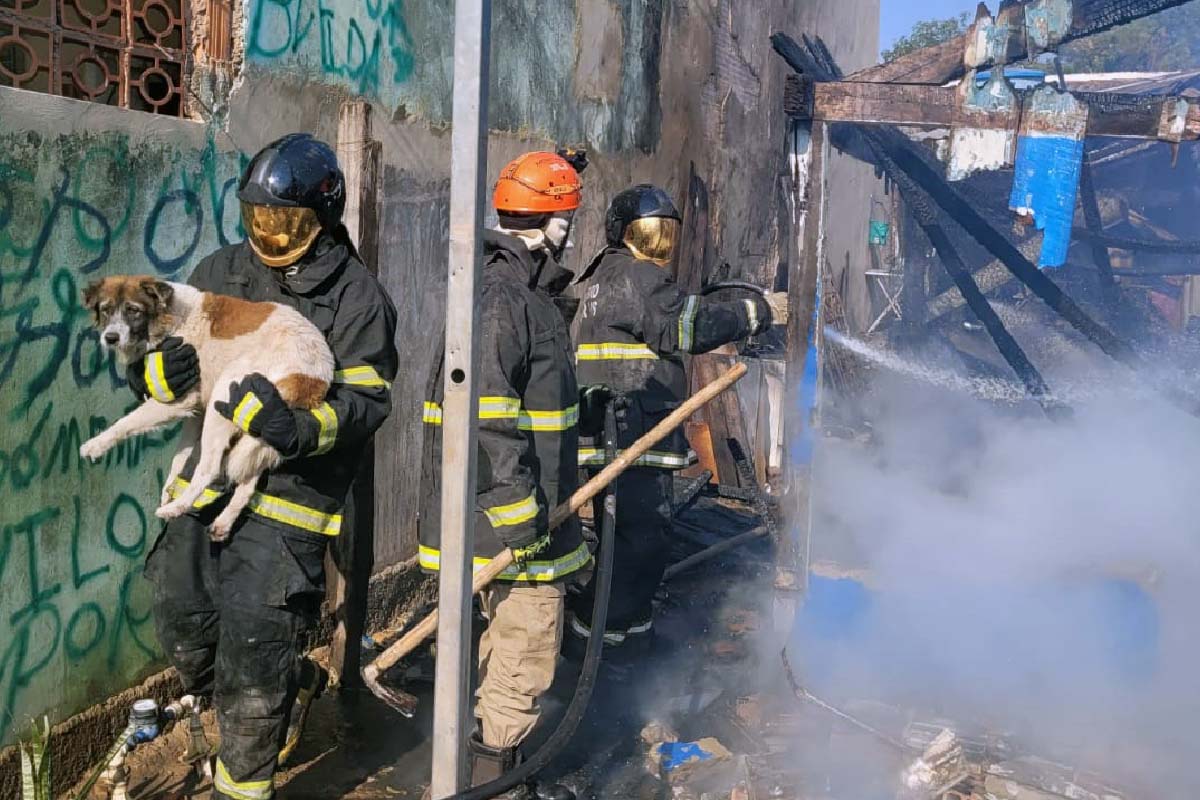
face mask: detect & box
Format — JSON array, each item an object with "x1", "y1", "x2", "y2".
[
  {"x1": 623, "y1": 216, "x2": 680, "y2": 267},
  {"x1": 544, "y1": 213, "x2": 574, "y2": 250},
  {"x1": 240, "y1": 202, "x2": 321, "y2": 268}
]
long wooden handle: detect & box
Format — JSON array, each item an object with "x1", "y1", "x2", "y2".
[{"x1": 363, "y1": 362, "x2": 749, "y2": 679}]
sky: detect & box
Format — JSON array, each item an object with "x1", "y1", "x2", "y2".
[{"x1": 881, "y1": 0, "x2": 978, "y2": 53}]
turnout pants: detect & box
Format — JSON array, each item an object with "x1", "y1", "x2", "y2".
[
  {"x1": 476, "y1": 582, "x2": 566, "y2": 748},
  {"x1": 566, "y1": 467, "x2": 673, "y2": 647},
  {"x1": 145, "y1": 513, "x2": 327, "y2": 800}
]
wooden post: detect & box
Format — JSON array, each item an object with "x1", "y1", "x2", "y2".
[
  {"x1": 1078, "y1": 156, "x2": 1118, "y2": 308},
  {"x1": 326, "y1": 100, "x2": 382, "y2": 686},
  {"x1": 431, "y1": 1, "x2": 491, "y2": 795},
  {"x1": 675, "y1": 162, "x2": 753, "y2": 486},
  {"x1": 777, "y1": 119, "x2": 828, "y2": 623}
]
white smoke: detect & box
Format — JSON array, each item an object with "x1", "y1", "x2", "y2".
[{"x1": 797, "y1": 336, "x2": 1200, "y2": 798}]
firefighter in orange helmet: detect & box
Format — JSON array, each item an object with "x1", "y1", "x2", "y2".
[{"x1": 419, "y1": 152, "x2": 591, "y2": 798}]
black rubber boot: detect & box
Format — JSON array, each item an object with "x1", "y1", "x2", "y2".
[
  {"x1": 279, "y1": 657, "x2": 329, "y2": 765},
  {"x1": 468, "y1": 735, "x2": 532, "y2": 800}
]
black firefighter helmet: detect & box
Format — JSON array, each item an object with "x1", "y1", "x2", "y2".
[
  {"x1": 238, "y1": 133, "x2": 346, "y2": 268},
  {"x1": 604, "y1": 184, "x2": 682, "y2": 266}
]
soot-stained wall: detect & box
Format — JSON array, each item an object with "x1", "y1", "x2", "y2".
[{"x1": 242, "y1": 0, "x2": 664, "y2": 153}]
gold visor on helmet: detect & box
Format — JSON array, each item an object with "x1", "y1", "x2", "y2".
[
  {"x1": 240, "y1": 202, "x2": 321, "y2": 268},
  {"x1": 623, "y1": 216, "x2": 680, "y2": 266}
]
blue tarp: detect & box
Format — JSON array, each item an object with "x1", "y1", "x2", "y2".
[{"x1": 1009, "y1": 133, "x2": 1084, "y2": 268}]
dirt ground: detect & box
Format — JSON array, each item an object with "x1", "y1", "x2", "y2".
[{"x1": 91, "y1": 494, "x2": 784, "y2": 800}]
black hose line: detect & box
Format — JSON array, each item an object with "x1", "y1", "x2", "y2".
[
  {"x1": 446, "y1": 403, "x2": 620, "y2": 800},
  {"x1": 700, "y1": 280, "x2": 769, "y2": 298}
]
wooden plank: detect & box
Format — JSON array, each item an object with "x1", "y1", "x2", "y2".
[
  {"x1": 692, "y1": 353, "x2": 749, "y2": 487},
  {"x1": 1077, "y1": 157, "x2": 1118, "y2": 306},
  {"x1": 327, "y1": 99, "x2": 381, "y2": 687},
  {"x1": 777, "y1": 120, "x2": 828, "y2": 610},
  {"x1": 807, "y1": 80, "x2": 1200, "y2": 140},
  {"x1": 675, "y1": 162, "x2": 749, "y2": 487}
]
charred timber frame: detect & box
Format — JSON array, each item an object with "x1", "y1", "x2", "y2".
[
  {"x1": 792, "y1": 80, "x2": 1200, "y2": 142},
  {"x1": 770, "y1": 29, "x2": 1200, "y2": 417}
]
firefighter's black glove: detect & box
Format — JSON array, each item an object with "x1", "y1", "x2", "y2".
[
  {"x1": 127, "y1": 336, "x2": 199, "y2": 403},
  {"x1": 578, "y1": 385, "x2": 613, "y2": 438},
  {"x1": 214, "y1": 374, "x2": 300, "y2": 457},
  {"x1": 747, "y1": 295, "x2": 774, "y2": 336}
]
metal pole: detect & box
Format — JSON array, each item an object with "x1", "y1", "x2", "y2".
[{"x1": 431, "y1": 1, "x2": 491, "y2": 797}]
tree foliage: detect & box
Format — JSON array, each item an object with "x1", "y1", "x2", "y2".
[
  {"x1": 1059, "y1": 4, "x2": 1200, "y2": 73},
  {"x1": 882, "y1": 13, "x2": 972, "y2": 62}
]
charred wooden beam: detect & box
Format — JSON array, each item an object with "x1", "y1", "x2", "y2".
[
  {"x1": 1077, "y1": 159, "x2": 1119, "y2": 306},
  {"x1": 1072, "y1": 228, "x2": 1200, "y2": 254},
  {"x1": 848, "y1": 0, "x2": 1195, "y2": 86},
  {"x1": 771, "y1": 31, "x2": 1200, "y2": 418},
  {"x1": 794, "y1": 80, "x2": 1200, "y2": 141}
]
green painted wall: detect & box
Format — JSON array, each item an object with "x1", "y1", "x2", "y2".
[
  {"x1": 243, "y1": 0, "x2": 664, "y2": 152},
  {"x1": 0, "y1": 126, "x2": 245, "y2": 746}
]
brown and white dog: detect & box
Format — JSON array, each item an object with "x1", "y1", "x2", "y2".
[{"x1": 80, "y1": 276, "x2": 334, "y2": 540}]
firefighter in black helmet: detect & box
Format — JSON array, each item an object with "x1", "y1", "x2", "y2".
[
  {"x1": 567, "y1": 184, "x2": 772, "y2": 655},
  {"x1": 130, "y1": 133, "x2": 398, "y2": 800}
]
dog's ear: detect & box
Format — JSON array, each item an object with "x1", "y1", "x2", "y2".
[
  {"x1": 142, "y1": 279, "x2": 174, "y2": 312},
  {"x1": 82, "y1": 280, "x2": 104, "y2": 316}
]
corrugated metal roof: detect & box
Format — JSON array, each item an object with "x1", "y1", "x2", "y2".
[
  {"x1": 1062, "y1": 70, "x2": 1200, "y2": 95},
  {"x1": 946, "y1": 69, "x2": 1200, "y2": 96}
]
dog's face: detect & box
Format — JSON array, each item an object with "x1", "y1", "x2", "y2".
[{"x1": 82, "y1": 277, "x2": 175, "y2": 363}]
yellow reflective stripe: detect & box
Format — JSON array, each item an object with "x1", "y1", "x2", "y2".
[
  {"x1": 167, "y1": 478, "x2": 342, "y2": 536},
  {"x1": 215, "y1": 760, "x2": 273, "y2": 800},
  {"x1": 422, "y1": 401, "x2": 579, "y2": 431},
  {"x1": 479, "y1": 396, "x2": 521, "y2": 420},
  {"x1": 578, "y1": 447, "x2": 695, "y2": 469},
  {"x1": 232, "y1": 392, "x2": 263, "y2": 433},
  {"x1": 576, "y1": 342, "x2": 658, "y2": 361},
  {"x1": 333, "y1": 365, "x2": 392, "y2": 390},
  {"x1": 168, "y1": 477, "x2": 223, "y2": 508},
  {"x1": 310, "y1": 402, "x2": 337, "y2": 455},
  {"x1": 418, "y1": 541, "x2": 593, "y2": 582},
  {"x1": 482, "y1": 492, "x2": 539, "y2": 527},
  {"x1": 569, "y1": 614, "x2": 653, "y2": 644},
  {"x1": 743, "y1": 298, "x2": 759, "y2": 332},
  {"x1": 518, "y1": 404, "x2": 579, "y2": 431},
  {"x1": 248, "y1": 494, "x2": 342, "y2": 536},
  {"x1": 678, "y1": 295, "x2": 700, "y2": 352},
  {"x1": 144, "y1": 351, "x2": 175, "y2": 403}
]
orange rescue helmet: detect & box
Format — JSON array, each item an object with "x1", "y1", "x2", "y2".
[{"x1": 493, "y1": 151, "x2": 583, "y2": 214}]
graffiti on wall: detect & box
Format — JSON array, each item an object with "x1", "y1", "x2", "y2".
[
  {"x1": 0, "y1": 130, "x2": 245, "y2": 745},
  {"x1": 246, "y1": 0, "x2": 416, "y2": 106}
]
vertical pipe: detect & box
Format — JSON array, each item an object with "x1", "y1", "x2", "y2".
[{"x1": 431, "y1": 1, "x2": 491, "y2": 797}]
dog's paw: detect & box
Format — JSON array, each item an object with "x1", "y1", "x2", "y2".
[
  {"x1": 79, "y1": 437, "x2": 110, "y2": 462},
  {"x1": 155, "y1": 500, "x2": 187, "y2": 520},
  {"x1": 208, "y1": 520, "x2": 233, "y2": 542}
]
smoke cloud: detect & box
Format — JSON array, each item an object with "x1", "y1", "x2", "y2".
[{"x1": 795, "y1": 334, "x2": 1200, "y2": 798}]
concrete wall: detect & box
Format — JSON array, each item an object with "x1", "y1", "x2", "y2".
[
  {"x1": 0, "y1": 92, "x2": 245, "y2": 747},
  {"x1": 0, "y1": 0, "x2": 879, "y2": 762}
]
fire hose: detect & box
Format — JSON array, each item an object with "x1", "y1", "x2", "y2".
[
  {"x1": 361, "y1": 362, "x2": 749, "y2": 715},
  {"x1": 700, "y1": 280, "x2": 769, "y2": 299}
]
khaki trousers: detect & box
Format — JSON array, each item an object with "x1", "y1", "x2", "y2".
[{"x1": 475, "y1": 581, "x2": 566, "y2": 748}]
